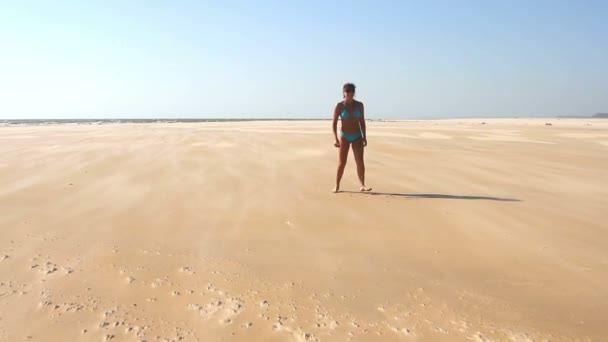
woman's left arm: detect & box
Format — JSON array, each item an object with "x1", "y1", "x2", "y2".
[{"x1": 359, "y1": 102, "x2": 367, "y2": 146}]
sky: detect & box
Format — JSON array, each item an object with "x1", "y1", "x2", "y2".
[{"x1": 1, "y1": 1, "x2": 607, "y2": 119}]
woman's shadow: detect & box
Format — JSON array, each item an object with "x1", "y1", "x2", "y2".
[{"x1": 341, "y1": 191, "x2": 520, "y2": 202}]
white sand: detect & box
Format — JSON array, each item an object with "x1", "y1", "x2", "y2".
[{"x1": 1, "y1": 118, "x2": 607, "y2": 341}]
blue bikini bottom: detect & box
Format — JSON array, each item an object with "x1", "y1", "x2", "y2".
[{"x1": 340, "y1": 130, "x2": 362, "y2": 143}]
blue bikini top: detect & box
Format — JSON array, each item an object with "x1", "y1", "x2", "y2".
[{"x1": 341, "y1": 102, "x2": 361, "y2": 119}]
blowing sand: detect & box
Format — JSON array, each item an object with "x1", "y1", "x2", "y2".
[{"x1": 1, "y1": 119, "x2": 607, "y2": 341}]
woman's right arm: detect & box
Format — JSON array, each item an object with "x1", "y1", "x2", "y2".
[{"x1": 332, "y1": 103, "x2": 340, "y2": 145}]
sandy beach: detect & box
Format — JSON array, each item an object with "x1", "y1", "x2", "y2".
[{"x1": 1, "y1": 118, "x2": 607, "y2": 341}]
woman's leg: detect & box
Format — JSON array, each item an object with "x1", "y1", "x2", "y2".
[
  {"x1": 352, "y1": 138, "x2": 371, "y2": 191},
  {"x1": 334, "y1": 137, "x2": 350, "y2": 192}
]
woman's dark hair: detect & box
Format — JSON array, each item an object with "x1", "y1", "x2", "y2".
[{"x1": 343, "y1": 83, "x2": 356, "y2": 93}]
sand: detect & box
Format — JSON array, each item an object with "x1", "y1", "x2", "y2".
[{"x1": 1, "y1": 118, "x2": 607, "y2": 341}]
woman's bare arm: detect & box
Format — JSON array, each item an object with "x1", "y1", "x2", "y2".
[
  {"x1": 332, "y1": 103, "x2": 340, "y2": 144},
  {"x1": 359, "y1": 102, "x2": 367, "y2": 145}
]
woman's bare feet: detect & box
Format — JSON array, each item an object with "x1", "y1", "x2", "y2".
[
  {"x1": 333, "y1": 187, "x2": 340, "y2": 193},
  {"x1": 360, "y1": 186, "x2": 372, "y2": 192}
]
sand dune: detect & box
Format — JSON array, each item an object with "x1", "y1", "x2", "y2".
[{"x1": 1, "y1": 119, "x2": 607, "y2": 341}]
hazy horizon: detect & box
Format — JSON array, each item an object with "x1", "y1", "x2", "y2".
[{"x1": 1, "y1": 1, "x2": 607, "y2": 119}]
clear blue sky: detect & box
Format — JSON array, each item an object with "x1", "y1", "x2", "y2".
[{"x1": 1, "y1": 1, "x2": 607, "y2": 119}]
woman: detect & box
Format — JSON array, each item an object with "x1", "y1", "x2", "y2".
[{"x1": 332, "y1": 83, "x2": 372, "y2": 193}]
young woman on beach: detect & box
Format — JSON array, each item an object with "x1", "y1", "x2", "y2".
[{"x1": 332, "y1": 83, "x2": 372, "y2": 193}]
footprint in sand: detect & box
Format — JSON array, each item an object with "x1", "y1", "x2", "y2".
[
  {"x1": 32, "y1": 261, "x2": 58, "y2": 275},
  {"x1": 188, "y1": 296, "x2": 245, "y2": 324},
  {"x1": 150, "y1": 277, "x2": 168, "y2": 288},
  {"x1": 38, "y1": 300, "x2": 54, "y2": 308},
  {"x1": 471, "y1": 332, "x2": 489, "y2": 341},
  {"x1": 61, "y1": 302, "x2": 84, "y2": 312},
  {"x1": 178, "y1": 266, "x2": 195, "y2": 274},
  {"x1": 390, "y1": 326, "x2": 413, "y2": 336},
  {"x1": 272, "y1": 316, "x2": 287, "y2": 331}
]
